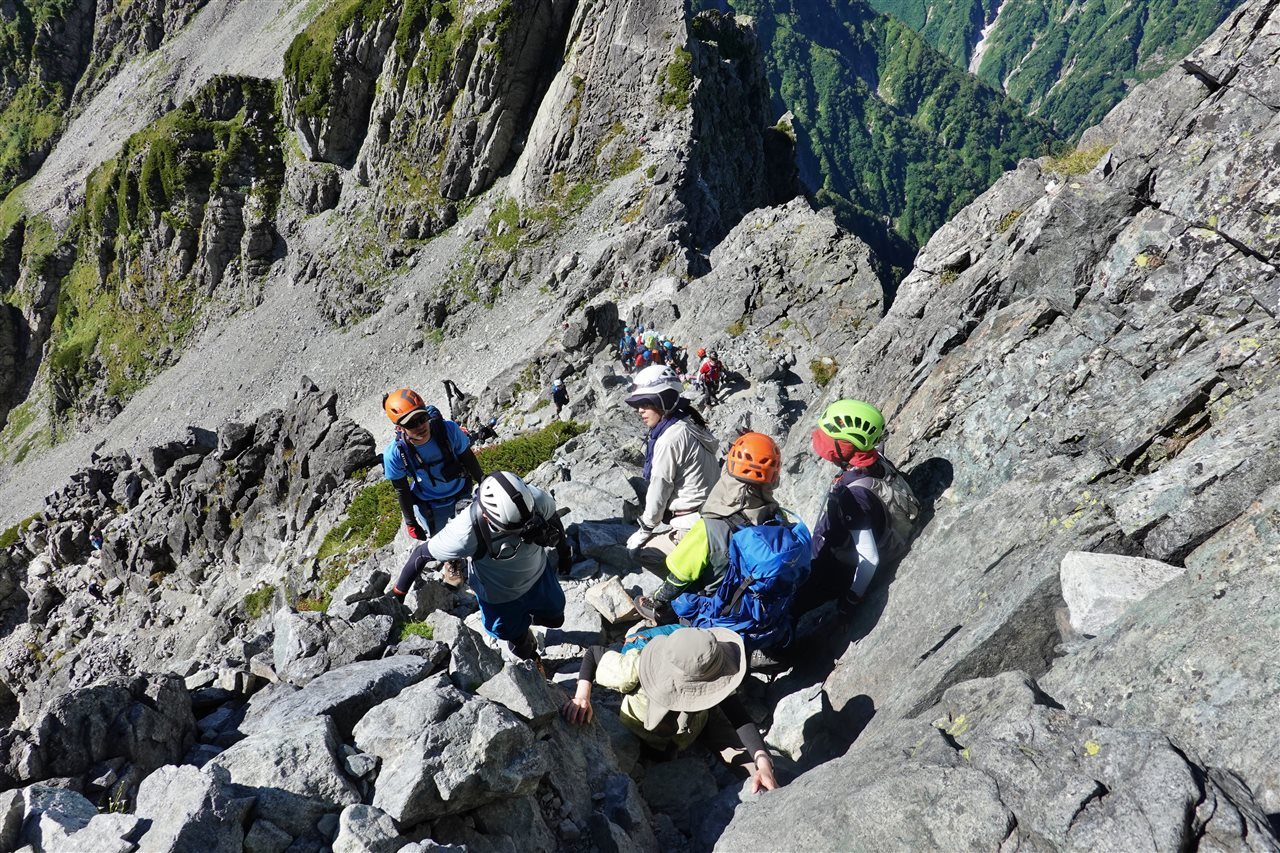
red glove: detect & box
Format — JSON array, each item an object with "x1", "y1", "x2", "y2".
[{"x1": 406, "y1": 524, "x2": 426, "y2": 541}]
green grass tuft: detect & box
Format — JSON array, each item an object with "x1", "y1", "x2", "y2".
[
  {"x1": 476, "y1": 420, "x2": 589, "y2": 476},
  {"x1": 396, "y1": 620, "x2": 434, "y2": 641},
  {"x1": 658, "y1": 46, "x2": 694, "y2": 110},
  {"x1": 810, "y1": 357, "x2": 838, "y2": 387},
  {"x1": 996, "y1": 209, "x2": 1023, "y2": 233},
  {"x1": 244, "y1": 584, "x2": 277, "y2": 618},
  {"x1": 316, "y1": 480, "x2": 402, "y2": 560},
  {"x1": 1045, "y1": 144, "x2": 1110, "y2": 177}
]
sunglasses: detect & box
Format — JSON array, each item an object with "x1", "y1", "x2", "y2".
[{"x1": 399, "y1": 412, "x2": 430, "y2": 431}]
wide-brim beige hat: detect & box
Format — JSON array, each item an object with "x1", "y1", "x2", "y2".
[{"x1": 638, "y1": 627, "x2": 746, "y2": 731}]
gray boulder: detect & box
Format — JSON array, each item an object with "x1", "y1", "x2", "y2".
[
  {"x1": 272, "y1": 608, "x2": 394, "y2": 686},
  {"x1": 354, "y1": 677, "x2": 545, "y2": 826},
  {"x1": 427, "y1": 611, "x2": 503, "y2": 692},
  {"x1": 1059, "y1": 550, "x2": 1187, "y2": 636},
  {"x1": 584, "y1": 576, "x2": 640, "y2": 624},
  {"x1": 47, "y1": 813, "x2": 145, "y2": 853},
  {"x1": 764, "y1": 682, "x2": 832, "y2": 766},
  {"x1": 19, "y1": 786, "x2": 97, "y2": 851},
  {"x1": 135, "y1": 765, "x2": 252, "y2": 853},
  {"x1": 242, "y1": 818, "x2": 293, "y2": 853},
  {"x1": 477, "y1": 663, "x2": 562, "y2": 726},
  {"x1": 332, "y1": 804, "x2": 403, "y2": 853},
  {"x1": 209, "y1": 716, "x2": 360, "y2": 837},
  {"x1": 241, "y1": 656, "x2": 436, "y2": 736}
]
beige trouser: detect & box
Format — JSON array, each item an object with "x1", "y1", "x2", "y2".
[{"x1": 630, "y1": 514, "x2": 697, "y2": 572}]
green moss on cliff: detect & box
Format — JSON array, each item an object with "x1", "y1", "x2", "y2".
[
  {"x1": 658, "y1": 46, "x2": 695, "y2": 109},
  {"x1": 0, "y1": 81, "x2": 65, "y2": 198},
  {"x1": 285, "y1": 0, "x2": 388, "y2": 120},
  {"x1": 48, "y1": 77, "x2": 284, "y2": 418}
]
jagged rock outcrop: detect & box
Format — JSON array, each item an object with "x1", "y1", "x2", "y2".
[{"x1": 723, "y1": 0, "x2": 1280, "y2": 843}]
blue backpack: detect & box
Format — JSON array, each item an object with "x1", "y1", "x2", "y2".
[{"x1": 672, "y1": 514, "x2": 812, "y2": 652}]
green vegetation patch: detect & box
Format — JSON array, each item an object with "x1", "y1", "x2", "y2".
[
  {"x1": 1045, "y1": 144, "x2": 1110, "y2": 177},
  {"x1": 244, "y1": 584, "x2": 277, "y2": 618},
  {"x1": 396, "y1": 620, "x2": 434, "y2": 641},
  {"x1": 0, "y1": 81, "x2": 65, "y2": 199},
  {"x1": 476, "y1": 420, "x2": 589, "y2": 476},
  {"x1": 316, "y1": 479, "x2": 402, "y2": 560},
  {"x1": 659, "y1": 46, "x2": 695, "y2": 109},
  {"x1": 0, "y1": 514, "x2": 39, "y2": 550},
  {"x1": 810, "y1": 357, "x2": 838, "y2": 387},
  {"x1": 996, "y1": 208, "x2": 1024, "y2": 233},
  {"x1": 285, "y1": 0, "x2": 388, "y2": 120}
]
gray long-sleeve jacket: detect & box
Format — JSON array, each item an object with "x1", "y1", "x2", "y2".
[{"x1": 640, "y1": 419, "x2": 719, "y2": 530}]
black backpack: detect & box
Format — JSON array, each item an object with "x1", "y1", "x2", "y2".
[
  {"x1": 396, "y1": 406, "x2": 464, "y2": 486},
  {"x1": 468, "y1": 495, "x2": 563, "y2": 560}
]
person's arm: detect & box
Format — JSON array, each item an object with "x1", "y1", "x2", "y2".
[
  {"x1": 563, "y1": 646, "x2": 606, "y2": 725},
  {"x1": 849, "y1": 527, "x2": 880, "y2": 600},
  {"x1": 723, "y1": 696, "x2": 778, "y2": 792},
  {"x1": 553, "y1": 514, "x2": 573, "y2": 573},
  {"x1": 390, "y1": 477, "x2": 426, "y2": 540},
  {"x1": 639, "y1": 432, "x2": 678, "y2": 530},
  {"x1": 392, "y1": 541, "x2": 437, "y2": 596},
  {"x1": 459, "y1": 447, "x2": 484, "y2": 485}
]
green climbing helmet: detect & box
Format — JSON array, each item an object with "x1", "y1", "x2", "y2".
[{"x1": 818, "y1": 399, "x2": 885, "y2": 451}]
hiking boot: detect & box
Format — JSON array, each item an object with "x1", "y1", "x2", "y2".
[
  {"x1": 441, "y1": 560, "x2": 467, "y2": 589},
  {"x1": 633, "y1": 595, "x2": 675, "y2": 626}
]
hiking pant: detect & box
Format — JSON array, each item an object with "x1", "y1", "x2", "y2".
[
  {"x1": 477, "y1": 565, "x2": 566, "y2": 642},
  {"x1": 630, "y1": 513, "x2": 699, "y2": 573},
  {"x1": 792, "y1": 549, "x2": 855, "y2": 616}
]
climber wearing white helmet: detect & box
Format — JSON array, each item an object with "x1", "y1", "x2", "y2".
[
  {"x1": 624, "y1": 364, "x2": 719, "y2": 570},
  {"x1": 392, "y1": 470, "x2": 571, "y2": 673}
]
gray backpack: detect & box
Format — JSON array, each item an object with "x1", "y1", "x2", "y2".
[{"x1": 844, "y1": 456, "x2": 920, "y2": 563}]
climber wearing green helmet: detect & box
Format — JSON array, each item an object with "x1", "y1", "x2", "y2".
[{"x1": 794, "y1": 399, "x2": 920, "y2": 616}]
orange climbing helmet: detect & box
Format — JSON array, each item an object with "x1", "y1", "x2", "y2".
[
  {"x1": 383, "y1": 388, "x2": 427, "y2": 425},
  {"x1": 696, "y1": 347, "x2": 707, "y2": 358},
  {"x1": 726, "y1": 432, "x2": 781, "y2": 486}
]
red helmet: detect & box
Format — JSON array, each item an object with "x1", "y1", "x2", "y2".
[
  {"x1": 726, "y1": 432, "x2": 781, "y2": 486},
  {"x1": 383, "y1": 388, "x2": 426, "y2": 424},
  {"x1": 696, "y1": 347, "x2": 707, "y2": 358}
]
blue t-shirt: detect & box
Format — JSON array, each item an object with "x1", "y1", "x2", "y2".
[{"x1": 382, "y1": 420, "x2": 472, "y2": 503}]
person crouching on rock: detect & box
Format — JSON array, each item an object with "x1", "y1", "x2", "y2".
[
  {"x1": 562, "y1": 626, "x2": 779, "y2": 792},
  {"x1": 392, "y1": 471, "x2": 571, "y2": 673},
  {"x1": 793, "y1": 400, "x2": 921, "y2": 618},
  {"x1": 382, "y1": 388, "x2": 485, "y2": 542},
  {"x1": 634, "y1": 432, "x2": 787, "y2": 625},
  {"x1": 624, "y1": 365, "x2": 719, "y2": 571}
]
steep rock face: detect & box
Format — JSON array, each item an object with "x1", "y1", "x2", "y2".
[
  {"x1": 283, "y1": 0, "x2": 399, "y2": 167},
  {"x1": 75, "y1": 0, "x2": 213, "y2": 105},
  {"x1": 724, "y1": 0, "x2": 1280, "y2": 840},
  {"x1": 45, "y1": 74, "x2": 285, "y2": 425},
  {"x1": 357, "y1": 0, "x2": 574, "y2": 239}
]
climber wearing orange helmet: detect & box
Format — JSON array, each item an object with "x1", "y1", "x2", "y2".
[
  {"x1": 381, "y1": 388, "x2": 485, "y2": 541},
  {"x1": 633, "y1": 432, "x2": 794, "y2": 625}
]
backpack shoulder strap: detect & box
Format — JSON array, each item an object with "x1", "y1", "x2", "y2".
[
  {"x1": 469, "y1": 500, "x2": 489, "y2": 560},
  {"x1": 703, "y1": 516, "x2": 740, "y2": 572},
  {"x1": 396, "y1": 432, "x2": 420, "y2": 481}
]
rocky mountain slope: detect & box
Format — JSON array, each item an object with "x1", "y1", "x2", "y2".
[
  {"x1": 0, "y1": 0, "x2": 1276, "y2": 849},
  {"x1": 869, "y1": 0, "x2": 1247, "y2": 133}
]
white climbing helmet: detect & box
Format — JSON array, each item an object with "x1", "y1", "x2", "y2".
[
  {"x1": 626, "y1": 364, "x2": 684, "y2": 412},
  {"x1": 477, "y1": 471, "x2": 536, "y2": 532}
]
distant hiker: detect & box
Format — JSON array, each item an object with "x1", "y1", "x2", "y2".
[
  {"x1": 635, "y1": 432, "x2": 790, "y2": 624},
  {"x1": 382, "y1": 388, "x2": 485, "y2": 541},
  {"x1": 794, "y1": 400, "x2": 921, "y2": 616},
  {"x1": 562, "y1": 626, "x2": 779, "y2": 792},
  {"x1": 698, "y1": 349, "x2": 724, "y2": 406},
  {"x1": 624, "y1": 365, "x2": 719, "y2": 570},
  {"x1": 619, "y1": 327, "x2": 637, "y2": 371},
  {"x1": 442, "y1": 378, "x2": 473, "y2": 423},
  {"x1": 651, "y1": 347, "x2": 666, "y2": 365},
  {"x1": 89, "y1": 530, "x2": 103, "y2": 552},
  {"x1": 471, "y1": 417, "x2": 499, "y2": 445},
  {"x1": 633, "y1": 351, "x2": 647, "y2": 371},
  {"x1": 643, "y1": 327, "x2": 659, "y2": 351},
  {"x1": 551, "y1": 379, "x2": 570, "y2": 418},
  {"x1": 393, "y1": 471, "x2": 571, "y2": 671}
]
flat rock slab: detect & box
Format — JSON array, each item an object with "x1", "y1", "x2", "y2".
[
  {"x1": 584, "y1": 576, "x2": 640, "y2": 624},
  {"x1": 241, "y1": 656, "x2": 436, "y2": 736},
  {"x1": 1060, "y1": 550, "x2": 1187, "y2": 636}
]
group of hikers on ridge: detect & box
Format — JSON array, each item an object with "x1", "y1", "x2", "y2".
[
  {"x1": 379, "y1": 372, "x2": 920, "y2": 794},
  {"x1": 615, "y1": 323, "x2": 727, "y2": 408}
]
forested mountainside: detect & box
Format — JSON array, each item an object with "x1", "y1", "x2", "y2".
[
  {"x1": 701, "y1": 0, "x2": 1058, "y2": 261},
  {"x1": 868, "y1": 0, "x2": 1245, "y2": 133}
]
